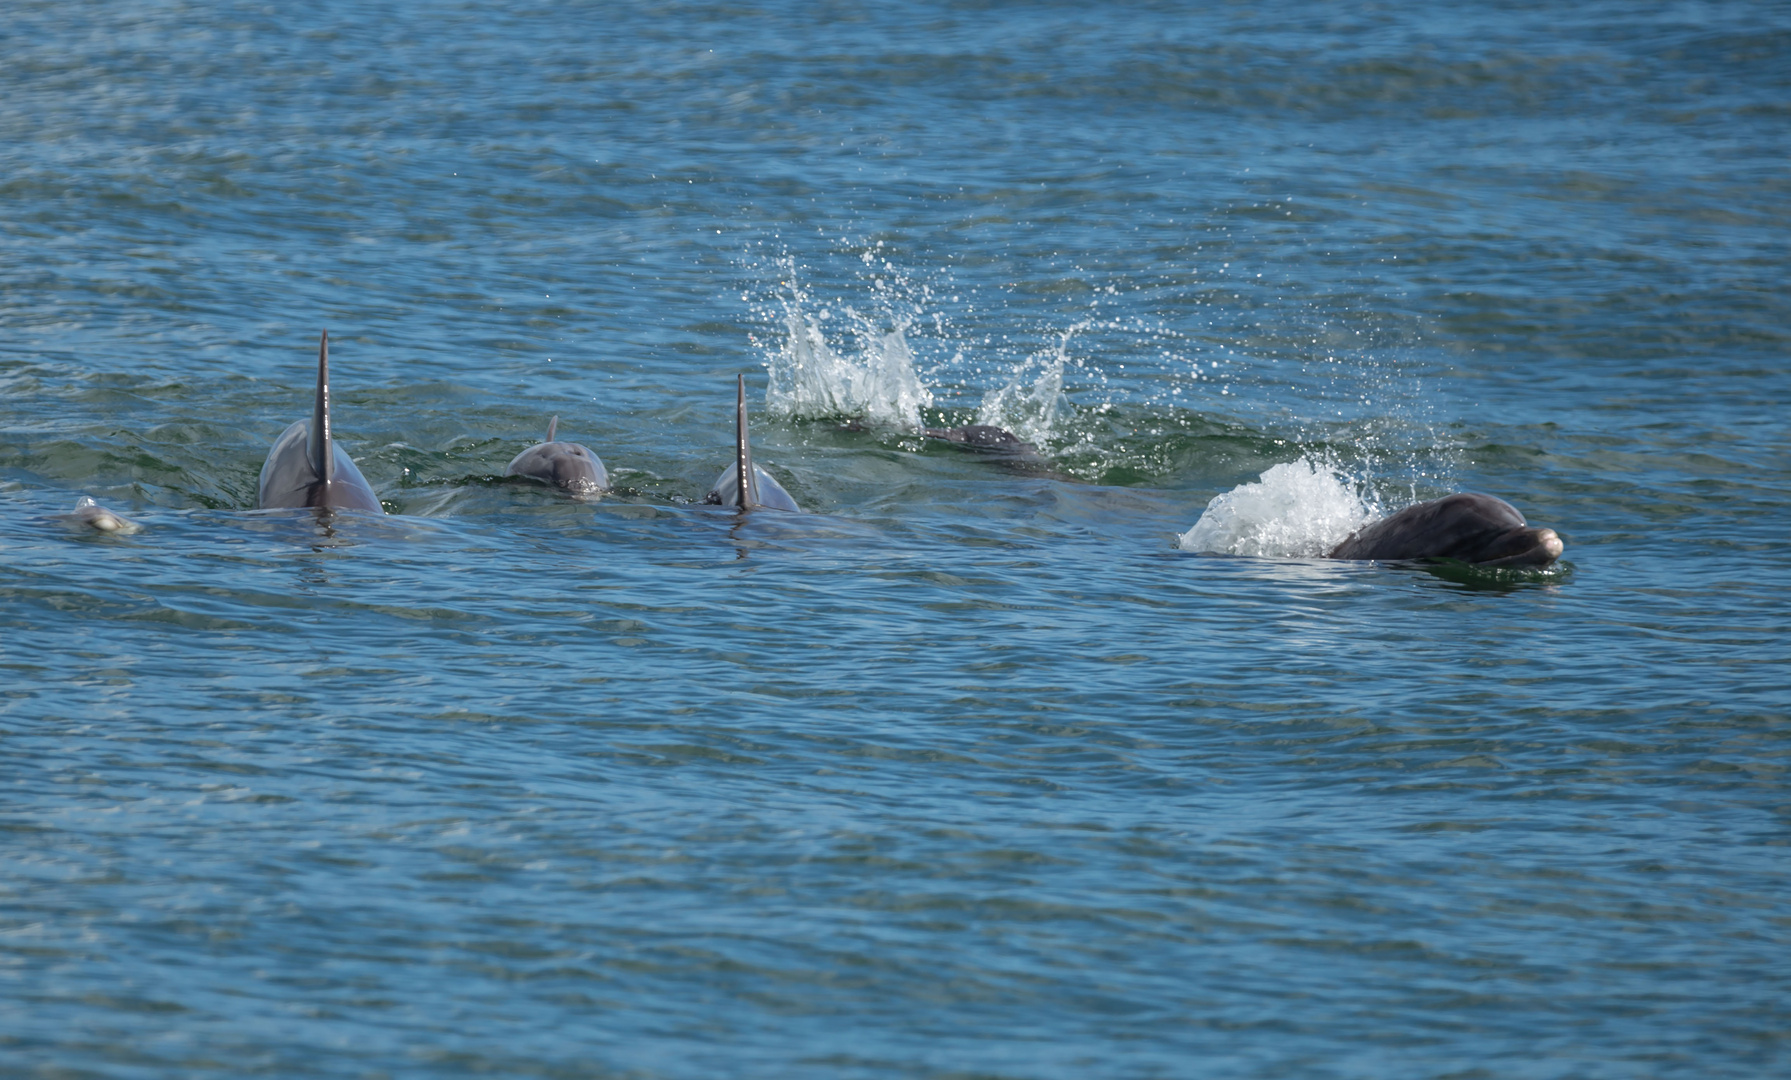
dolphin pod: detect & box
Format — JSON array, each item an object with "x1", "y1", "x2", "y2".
[
  {"x1": 257, "y1": 331, "x2": 384, "y2": 513},
  {"x1": 249, "y1": 337, "x2": 802, "y2": 515},
  {"x1": 79, "y1": 332, "x2": 1568, "y2": 570}
]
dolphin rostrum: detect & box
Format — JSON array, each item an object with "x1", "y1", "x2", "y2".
[
  {"x1": 704, "y1": 374, "x2": 800, "y2": 512},
  {"x1": 256, "y1": 330, "x2": 384, "y2": 513},
  {"x1": 505, "y1": 416, "x2": 609, "y2": 496},
  {"x1": 1329, "y1": 493, "x2": 1563, "y2": 567}
]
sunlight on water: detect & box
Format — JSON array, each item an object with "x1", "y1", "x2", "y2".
[{"x1": 1178, "y1": 456, "x2": 1376, "y2": 557}]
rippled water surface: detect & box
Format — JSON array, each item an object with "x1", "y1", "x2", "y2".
[{"x1": 4, "y1": 2, "x2": 1789, "y2": 1077}]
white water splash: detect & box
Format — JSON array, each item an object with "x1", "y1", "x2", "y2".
[
  {"x1": 758, "y1": 257, "x2": 933, "y2": 429},
  {"x1": 1178, "y1": 457, "x2": 1376, "y2": 558},
  {"x1": 975, "y1": 323, "x2": 1082, "y2": 447}
]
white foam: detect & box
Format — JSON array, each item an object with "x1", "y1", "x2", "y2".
[{"x1": 1178, "y1": 457, "x2": 1375, "y2": 558}]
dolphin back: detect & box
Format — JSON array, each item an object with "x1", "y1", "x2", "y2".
[
  {"x1": 922, "y1": 424, "x2": 1039, "y2": 458},
  {"x1": 256, "y1": 331, "x2": 385, "y2": 513},
  {"x1": 702, "y1": 374, "x2": 799, "y2": 512},
  {"x1": 258, "y1": 420, "x2": 384, "y2": 512},
  {"x1": 706, "y1": 462, "x2": 800, "y2": 512},
  {"x1": 67, "y1": 495, "x2": 141, "y2": 534}
]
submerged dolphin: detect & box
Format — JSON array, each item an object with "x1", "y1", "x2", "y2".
[
  {"x1": 920, "y1": 423, "x2": 1038, "y2": 458},
  {"x1": 257, "y1": 331, "x2": 384, "y2": 513},
  {"x1": 1329, "y1": 493, "x2": 1563, "y2": 567},
  {"x1": 63, "y1": 496, "x2": 140, "y2": 535},
  {"x1": 505, "y1": 416, "x2": 609, "y2": 495},
  {"x1": 838, "y1": 418, "x2": 1037, "y2": 458},
  {"x1": 704, "y1": 374, "x2": 800, "y2": 512}
]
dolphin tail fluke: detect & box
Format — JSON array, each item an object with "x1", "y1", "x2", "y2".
[
  {"x1": 310, "y1": 330, "x2": 334, "y2": 483},
  {"x1": 546, "y1": 415, "x2": 559, "y2": 443},
  {"x1": 735, "y1": 373, "x2": 759, "y2": 509}
]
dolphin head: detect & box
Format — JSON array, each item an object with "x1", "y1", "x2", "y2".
[
  {"x1": 1469, "y1": 523, "x2": 1566, "y2": 567},
  {"x1": 67, "y1": 496, "x2": 141, "y2": 535},
  {"x1": 1436, "y1": 494, "x2": 1565, "y2": 566},
  {"x1": 1329, "y1": 492, "x2": 1562, "y2": 566},
  {"x1": 504, "y1": 415, "x2": 610, "y2": 495}
]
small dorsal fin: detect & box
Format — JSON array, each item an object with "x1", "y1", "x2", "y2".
[
  {"x1": 310, "y1": 330, "x2": 334, "y2": 483},
  {"x1": 546, "y1": 415, "x2": 559, "y2": 444},
  {"x1": 735, "y1": 373, "x2": 759, "y2": 509}
]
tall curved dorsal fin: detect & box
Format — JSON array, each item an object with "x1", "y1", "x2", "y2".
[
  {"x1": 546, "y1": 415, "x2": 559, "y2": 443},
  {"x1": 735, "y1": 373, "x2": 758, "y2": 509},
  {"x1": 310, "y1": 330, "x2": 334, "y2": 483}
]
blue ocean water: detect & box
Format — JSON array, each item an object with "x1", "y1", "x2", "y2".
[{"x1": 2, "y1": 2, "x2": 1788, "y2": 1076}]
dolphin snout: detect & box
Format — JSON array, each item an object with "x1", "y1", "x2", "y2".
[
  {"x1": 1535, "y1": 528, "x2": 1564, "y2": 561},
  {"x1": 1480, "y1": 526, "x2": 1564, "y2": 568}
]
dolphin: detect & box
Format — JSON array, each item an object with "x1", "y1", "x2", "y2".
[
  {"x1": 1329, "y1": 492, "x2": 1563, "y2": 567},
  {"x1": 704, "y1": 374, "x2": 801, "y2": 512},
  {"x1": 256, "y1": 330, "x2": 385, "y2": 513},
  {"x1": 63, "y1": 496, "x2": 140, "y2": 535},
  {"x1": 505, "y1": 416, "x2": 609, "y2": 496},
  {"x1": 921, "y1": 423, "x2": 1038, "y2": 458},
  {"x1": 837, "y1": 419, "x2": 1037, "y2": 458}
]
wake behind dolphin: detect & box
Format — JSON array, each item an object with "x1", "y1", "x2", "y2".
[
  {"x1": 257, "y1": 331, "x2": 384, "y2": 513},
  {"x1": 705, "y1": 374, "x2": 800, "y2": 512},
  {"x1": 1179, "y1": 458, "x2": 1564, "y2": 568}
]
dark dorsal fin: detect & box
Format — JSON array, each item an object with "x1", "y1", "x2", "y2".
[
  {"x1": 735, "y1": 373, "x2": 758, "y2": 509},
  {"x1": 546, "y1": 415, "x2": 559, "y2": 443},
  {"x1": 310, "y1": 330, "x2": 334, "y2": 483}
]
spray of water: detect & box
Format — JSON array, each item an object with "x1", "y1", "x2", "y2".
[
  {"x1": 740, "y1": 239, "x2": 1452, "y2": 496},
  {"x1": 1177, "y1": 456, "x2": 1377, "y2": 558},
  {"x1": 753, "y1": 253, "x2": 934, "y2": 429},
  {"x1": 974, "y1": 322, "x2": 1083, "y2": 447}
]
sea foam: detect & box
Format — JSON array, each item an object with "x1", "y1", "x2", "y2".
[{"x1": 1178, "y1": 457, "x2": 1376, "y2": 558}]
